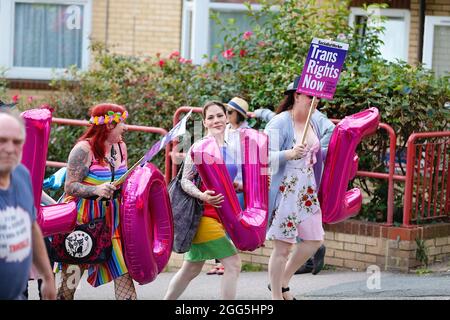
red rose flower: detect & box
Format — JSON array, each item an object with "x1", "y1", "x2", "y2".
[
  {"x1": 222, "y1": 49, "x2": 235, "y2": 60},
  {"x1": 307, "y1": 187, "x2": 314, "y2": 194},
  {"x1": 243, "y1": 31, "x2": 253, "y2": 40},
  {"x1": 279, "y1": 185, "x2": 285, "y2": 192},
  {"x1": 169, "y1": 51, "x2": 180, "y2": 59},
  {"x1": 158, "y1": 59, "x2": 165, "y2": 68},
  {"x1": 305, "y1": 200, "x2": 312, "y2": 207},
  {"x1": 287, "y1": 222, "x2": 293, "y2": 228},
  {"x1": 239, "y1": 49, "x2": 247, "y2": 57}
]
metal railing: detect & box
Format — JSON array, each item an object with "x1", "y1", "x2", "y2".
[
  {"x1": 403, "y1": 131, "x2": 450, "y2": 226},
  {"x1": 49, "y1": 109, "x2": 449, "y2": 227},
  {"x1": 48, "y1": 117, "x2": 171, "y2": 183},
  {"x1": 329, "y1": 119, "x2": 400, "y2": 226}
]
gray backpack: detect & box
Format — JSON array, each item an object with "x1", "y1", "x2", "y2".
[{"x1": 168, "y1": 162, "x2": 203, "y2": 253}]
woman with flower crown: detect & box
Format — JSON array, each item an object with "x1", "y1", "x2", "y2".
[{"x1": 55, "y1": 103, "x2": 137, "y2": 300}]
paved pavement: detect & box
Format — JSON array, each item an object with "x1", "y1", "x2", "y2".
[{"x1": 27, "y1": 268, "x2": 450, "y2": 300}]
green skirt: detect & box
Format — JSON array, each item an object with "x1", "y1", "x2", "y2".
[
  {"x1": 185, "y1": 236, "x2": 237, "y2": 262},
  {"x1": 184, "y1": 216, "x2": 237, "y2": 262}
]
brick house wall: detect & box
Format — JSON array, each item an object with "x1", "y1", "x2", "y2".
[
  {"x1": 91, "y1": 0, "x2": 182, "y2": 57},
  {"x1": 409, "y1": 0, "x2": 450, "y2": 64},
  {"x1": 167, "y1": 221, "x2": 450, "y2": 273}
]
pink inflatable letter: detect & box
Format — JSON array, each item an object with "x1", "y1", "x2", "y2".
[
  {"x1": 191, "y1": 129, "x2": 269, "y2": 251},
  {"x1": 121, "y1": 162, "x2": 174, "y2": 284},
  {"x1": 319, "y1": 107, "x2": 380, "y2": 223},
  {"x1": 21, "y1": 108, "x2": 77, "y2": 236}
]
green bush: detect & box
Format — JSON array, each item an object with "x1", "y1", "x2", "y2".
[{"x1": 0, "y1": 68, "x2": 7, "y2": 97}]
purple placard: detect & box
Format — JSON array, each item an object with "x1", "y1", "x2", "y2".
[{"x1": 297, "y1": 38, "x2": 349, "y2": 100}]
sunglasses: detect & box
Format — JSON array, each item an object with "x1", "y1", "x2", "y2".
[
  {"x1": 227, "y1": 109, "x2": 235, "y2": 115},
  {"x1": 294, "y1": 93, "x2": 315, "y2": 100}
]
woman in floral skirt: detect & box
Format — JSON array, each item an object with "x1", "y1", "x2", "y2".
[{"x1": 265, "y1": 76, "x2": 326, "y2": 300}]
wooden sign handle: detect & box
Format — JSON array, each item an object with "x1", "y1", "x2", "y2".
[{"x1": 299, "y1": 96, "x2": 316, "y2": 145}]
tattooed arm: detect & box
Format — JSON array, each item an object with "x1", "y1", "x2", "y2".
[
  {"x1": 180, "y1": 149, "x2": 204, "y2": 200},
  {"x1": 180, "y1": 146, "x2": 224, "y2": 207},
  {"x1": 64, "y1": 142, "x2": 116, "y2": 198}
]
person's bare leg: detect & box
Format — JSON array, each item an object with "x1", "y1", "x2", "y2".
[
  {"x1": 164, "y1": 260, "x2": 205, "y2": 300},
  {"x1": 282, "y1": 240, "x2": 323, "y2": 300},
  {"x1": 268, "y1": 240, "x2": 291, "y2": 300},
  {"x1": 219, "y1": 254, "x2": 241, "y2": 299}
]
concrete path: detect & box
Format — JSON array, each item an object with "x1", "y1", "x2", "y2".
[{"x1": 27, "y1": 269, "x2": 450, "y2": 300}]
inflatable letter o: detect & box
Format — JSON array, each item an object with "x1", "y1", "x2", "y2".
[
  {"x1": 121, "y1": 162, "x2": 173, "y2": 284},
  {"x1": 319, "y1": 107, "x2": 380, "y2": 223},
  {"x1": 191, "y1": 129, "x2": 269, "y2": 251}
]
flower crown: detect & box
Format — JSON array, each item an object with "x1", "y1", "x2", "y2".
[{"x1": 89, "y1": 110, "x2": 128, "y2": 125}]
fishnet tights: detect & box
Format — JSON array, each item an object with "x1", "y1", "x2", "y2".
[
  {"x1": 56, "y1": 265, "x2": 137, "y2": 300},
  {"x1": 114, "y1": 273, "x2": 137, "y2": 300},
  {"x1": 57, "y1": 265, "x2": 85, "y2": 300}
]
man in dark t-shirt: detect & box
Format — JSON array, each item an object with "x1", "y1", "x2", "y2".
[{"x1": 0, "y1": 109, "x2": 56, "y2": 300}]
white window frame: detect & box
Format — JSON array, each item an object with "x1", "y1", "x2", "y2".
[
  {"x1": 349, "y1": 7, "x2": 410, "y2": 62},
  {"x1": 181, "y1": 0, "x2": 268, "y2": 64},
  {"x1": 422, "y1": 16, "x2": 450, "y2": 70},
  {"x1": 0, "y1": 0, "x2": 92, "y2": 80}
]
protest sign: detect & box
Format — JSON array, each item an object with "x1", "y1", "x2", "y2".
[
  {"x1": 296, "y1": 38, "x2": 348, "y2": 144},
  {"x1": 297, "y1": 38, "x2": 349, "y2": 100}
]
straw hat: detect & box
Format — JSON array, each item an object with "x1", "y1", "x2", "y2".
[{"x1": 226, "y1": 97, "x2": 249, "y2": 118}]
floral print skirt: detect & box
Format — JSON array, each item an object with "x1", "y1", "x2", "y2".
[{"x1": 266, "y1": 160, "x2": 324, "y2": 243}]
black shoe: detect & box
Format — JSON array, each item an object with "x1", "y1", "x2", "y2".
[
  {"x1": 267, "y1": 284, "x2": 297, "y2": 300},
  {"x1": 294, "y1": 260, "x2": 313, "y2": 274},
  {"x1": 312, "y1": 245, "x2": 326, "y2": 275}
]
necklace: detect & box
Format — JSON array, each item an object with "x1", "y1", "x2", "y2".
[
  {"x1": 291, "y1": 110, "x2": 300, "y2": 145},
  {"x1": 290, "y1": 110, "x2": 295, "y2": 145}
]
